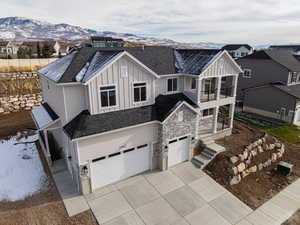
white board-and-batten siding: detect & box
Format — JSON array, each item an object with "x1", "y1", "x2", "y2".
[
  {"x1": 201, "y1": 53, "x2": 240, "y2": 78},
  {"x1": 88, "y1": 55, "x2": 156, "y2": 115}
]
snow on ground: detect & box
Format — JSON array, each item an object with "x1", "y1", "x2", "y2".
[{"x1": 0, "y1": 132, "x2": 48, "y2": 201}]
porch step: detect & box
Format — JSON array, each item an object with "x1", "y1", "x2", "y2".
[{"x1": 192, "y1": 140, "x2": 225, "y2": 169}]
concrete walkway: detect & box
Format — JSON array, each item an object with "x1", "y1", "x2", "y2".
[
  {"x1": 53, "y1": 161, "x2": 300, "y2": 224},
  {"x1": 84, "y1": 162, "x2": 253, "y2": 225},
  {"x1": 237, "y1": 178, "x2": 300, "y2": 225},
  {"x1": 51, "y1": 160, "x2": 89, "y2": 217}
]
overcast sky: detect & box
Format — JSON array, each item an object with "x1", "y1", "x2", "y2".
[{"x1": 1, "y1": 0, "x2": 300, "y2": 45}]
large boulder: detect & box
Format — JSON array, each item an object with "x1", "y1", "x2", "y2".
[
  {"x1": 237, "y1": 162, "x2": 246, "y2": 173},
  {"x1": 249, "y1": 166, "x2": 257, "y2": 173},
  {"x1": 228, "y1": 167, "x2": 238, "y2": 175},
  {"x1": 230, "y1": 174, "x2": 241, "y2": 185},
  {"x1": 230, "y1": 156, "x2": 239, "y2": 164}
]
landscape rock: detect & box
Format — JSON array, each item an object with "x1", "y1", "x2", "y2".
[
  {"x1": 249, "y1": 165, "x2": 257, "y2": 173},
  {"x1": 258, "y1": 163, "x2": 264, "y2": 171},
  {"x1": 258, "y1": 146, "x2": 264, "y2": 153},
  {"x1": 271, "y1": 153, "x2": 277, "y2": 162},
  {"x1": 230, "y1": 156, "x2": 239, "y2": 164},
  {"x1": 237, "y1": 162, "x2": 246, "y2": 172},
  {"x1": 230, "y1": 174, "x2": 241, "y2": 185},
  {"x1": 228, "y1": 167, "x2": 238, "y2": 175}
]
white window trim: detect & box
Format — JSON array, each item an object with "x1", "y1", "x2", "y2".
[
  {"x1": 120, "y1": 64, "x2": 128, "y2": 78},
  {"x1": 132, "y1": 81, "x2": 148, "y2": 104},
  {"x1": 243, "y1": 69, "x2": 252, "y2": 78},
  {"x1": 167, "y1": 77, "x2": 179, "y2": 93},
  {"x1": 201, "y1": 108, "x2": 214, "y2": 119},
  {"x1": 99, "y1": 84, "x2": 118, "y2": 109},
  {"x1": 191, "y1": 78, "x2": 197, "y2": 90}
]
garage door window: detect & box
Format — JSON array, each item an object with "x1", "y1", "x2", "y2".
[
  {"x1": 92, "y1": 156, "x2": 106, "y2": 163},
  {"x1": 124, "y1": 148, "x2": 135, "y2": 153},
  {"x1": 108, "y1": 152, "x2": 121, "y2": 158},
  {"x1": 137, "y1": 144, "x2": 148, "y2": 149}
]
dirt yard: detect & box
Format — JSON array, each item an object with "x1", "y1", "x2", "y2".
[
  {"x1": 205, "y1": 123, "x2": 300, "y2": 209},
  {"x1": 283, "y1": 209, "x2": 300, "y2": 225},
  {"x1": 0, "y1": 111, "x2": 98, "y2": 225}
]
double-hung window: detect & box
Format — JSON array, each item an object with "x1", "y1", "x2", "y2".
[
  {"x1": 167, "y1": 78, "x2": 178, "y2": 92},
  {"x1": 191, "y1": 78, "x2": 196, "y2": 90},
  {"x1": 134, "y1": 82, "x2": 147, "y2": 102},
  {"x1": 243, "y1": 69, "x2": 252, "y2": 78},
  {"x1": 100, "y1": 85, "x2": 116, "y2": 107},
  {"x1": 291, "y1": 72, "x2": 298, "y2": 83}
]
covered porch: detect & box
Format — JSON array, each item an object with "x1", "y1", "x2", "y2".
[
  {"x1": 198, "y1": 104, "x2": 235, "y2": 137},
  {"x1": 31, "y1": 103, "x2": 62, "y2": 165}
]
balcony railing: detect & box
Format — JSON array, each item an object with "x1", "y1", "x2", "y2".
[
  {"x1": 200, "y1": 89, "x2": 217, "y2": 102},
  {"x1": 220, "y1": 86, "x2": 234, "y2": 98}
]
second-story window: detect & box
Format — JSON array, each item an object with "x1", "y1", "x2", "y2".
[
  {"x1": 167, "y1": 78, "x2": 178, "y2": 92},
  {"x1": 134, "y1": 82, "x2": 147, "y2": 102},
  {"x1": 191, "y1": 78, "x2": 197, "y2": 90},
  {"x1": 243, "y1": 69, "x2": 252, "y2": 78},
  {"x1": 100, "y1": 85, "x2": 116, "y2": 107},
  {"x1": 290, "y1": 72, "x2": 298, "y2": 83}
]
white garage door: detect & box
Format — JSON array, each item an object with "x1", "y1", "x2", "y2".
[
  {"x1": 168, "y1": 136, "x2": 190, "y2": 167},
  {"x1": 90, "y1": 144, "x2": 151, "y2": 190}
]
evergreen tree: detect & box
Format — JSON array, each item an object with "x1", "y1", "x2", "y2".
[{"x1": 42, "y1": 43, "x2": 55, "y2": 58}]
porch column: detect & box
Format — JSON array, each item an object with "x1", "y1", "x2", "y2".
[
  {"x1": 197, "y1": 78, "x2": 202, "y2": 104},
  {"x1": 231, "y1": 75, "x2": 238, "y2": 97},
  {"x1": 44, "y1": 129, "x2": 51, "y2": 164},
  {"x1": 216, "y1": 77, "x2": 222, "y2": 100},
  {"x1": 229, "y1": 103, "x2": 235, "y2": 128},
  {"x1": 213, "y1": 106, "x2": 219, "y2": 133}
]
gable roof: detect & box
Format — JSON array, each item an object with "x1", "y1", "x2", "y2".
[
  {"x1": 221, "y1": 44, "x2": 252, "y2": 51},
  {"x1": 38, "y1": 46, "x2": 226, "y2": 84},
  {"x1": 63, "y1": 93, "x2": 197, "y2": 140},
  {"x1": 273, "y1": 84, "x2": 300, "y2": 99},
  {"x1": 175, "y1": 49, "x2": 221, "y2": 75},
  {"x1": 241, "y1": 49, "x2": 300, "y2": 72},
  {"x1": 245, "y1": 83, "x2": 300, "y2": 100}
]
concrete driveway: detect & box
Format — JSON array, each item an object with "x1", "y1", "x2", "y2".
[{"x1": 84, "y1": 162, "x2": 253, "y2": 225}]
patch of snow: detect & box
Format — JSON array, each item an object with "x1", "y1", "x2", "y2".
[
  {"x1": 0, "y1": 132, "x2": 48, "y2": 201},
  {"x1": 32, "y1": 105, "x2": 54, "y2": 129},
  {"x1": 75, "y1": 62, "x2": 89, "y2": 82}
]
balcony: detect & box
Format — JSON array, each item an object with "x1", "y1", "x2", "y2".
[{"x1": 200, "y1": 88, "x2": 217, "y2": 102}]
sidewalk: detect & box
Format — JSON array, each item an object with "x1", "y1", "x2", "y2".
[{"x1": 236, "y1": 178, "x2": 300, "y2": 225}]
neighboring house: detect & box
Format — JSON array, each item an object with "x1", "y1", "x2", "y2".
[
  {"x1": 243, "y1": 83, "x2": 300, "y2": 125},
  {"x1": 90, "y1": 36, "x2": 124, "y2": 48},
  {"x1": 221, "y1": 44, "x2": 253, "y2": 59},
  {"x1": 237, "y1": 49, "x2": 300, "y2": 124},
  {"x1": 269, "y1": 45, "x2": 300, "y2": 55},
  {"x1": 0, "y1": 40, "x2": 19, "y2": 58},
  {"x1": 20, "y1": 41, "x2": 61, "y2": 58},
  {"x1": 31, "y1": 46, "x2": 242, "y2": 194}
]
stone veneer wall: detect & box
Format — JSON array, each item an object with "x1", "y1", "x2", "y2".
[
  {"x1": 0, "y1": 93, "x2": 42, "y2": 114},
  {"x1": 229, "y1": 134, "x2": 285, "y2": 185},
  {"x1": 157, "y1": 105, "x2": 197, "y2": 170}
]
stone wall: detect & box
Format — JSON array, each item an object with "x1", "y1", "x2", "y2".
[
  {"x1": 0, "y1": 71, "x2": 38, "y2": 80},
  {"x1": 0, "y1": 93, "x2": 42, "y2": 114},
  {"x1": 229, "y1": 133, "x2": 285, "y2": 185}
]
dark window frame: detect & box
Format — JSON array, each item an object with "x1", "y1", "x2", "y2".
[
  {"x1": 191, "y1": 78, "x2": 197, "y2": 90},
  {"x1": 100, "y1": 85, "x2": 117, "y2": 107},
  {"x1": 133, "y1": 82, "x2": 147, "y2": 102},
  {"x1": 167, "y1": 78, "x2": 178, "y2": 92}
]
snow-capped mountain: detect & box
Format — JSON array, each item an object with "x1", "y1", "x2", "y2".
[{"x1": 0, "y1": 17, "x2": 224, "y2": 48}]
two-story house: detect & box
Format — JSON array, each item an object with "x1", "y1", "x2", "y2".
[
  {"x1": 237, "y1": 49, "x2": 300, "y2": 125},
  {"x1": 31, "y1": 46, "x2": 242, "y2": 194},
  {"x1": 0, "y1": 40, "x2": 19, "y2": 58},
  {"x1": 221, "y1": 44, "x2": 253, "y2": 59}
]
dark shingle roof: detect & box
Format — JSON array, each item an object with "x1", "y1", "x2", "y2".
[
  {"x1": 222, "y1": 44, "x2": 252, "y2": 51},
  {"x1": 42, "y1": 102, "x2": 59, "y2": 121},
  {"x1": 241, "y1": 50, "x2": 300, "y2": 72},
  {"x1": 155, "y1": 93, "x2": 197, "y2": 121},
  {"x1": 63, "y1": 93, "x2": 197, "y2": 140},
  {"x1": 38, "y1": 46, "x2": 223, "y2": 83},
  {"x1": 175, "y1": 49, "x2": 221, "y2": 75},
  {"x1": 273, "y1": 84, "x2": 300, "y2": 99}
]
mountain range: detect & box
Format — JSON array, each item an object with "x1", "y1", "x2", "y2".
[{"x1": 0, "y1": 17, "x2": 225, "y2": 49}]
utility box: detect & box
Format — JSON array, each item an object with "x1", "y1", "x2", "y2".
[{"x1": 277, "y1": 161, "x2": 293, "y2": 176}]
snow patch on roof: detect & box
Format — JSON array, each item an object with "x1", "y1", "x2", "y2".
[
  {"x1": 38, "y1": 51, "x2": 76, "y2": 82},
  {"x1": 32, "y1": 104, "x2": 57, "y2": 129},
  {"x1": 76, "y1": 62, "x2": 90, "y2": 82}
]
